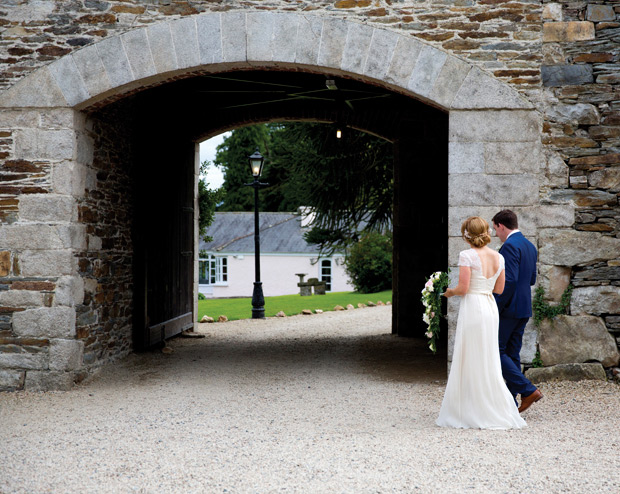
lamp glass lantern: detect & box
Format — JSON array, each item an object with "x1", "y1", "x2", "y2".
[{"x1": 249, "y1": 148, "x2": 264, "y2": 177}]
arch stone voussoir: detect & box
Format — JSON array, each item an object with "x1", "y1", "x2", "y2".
[{"x1": 0, "y1": 12, "x2": 533, "y2": 113}]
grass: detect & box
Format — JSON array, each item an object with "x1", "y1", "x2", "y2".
[{"x1": 197, "y1": 290, "x2": 392, "y2": 321}]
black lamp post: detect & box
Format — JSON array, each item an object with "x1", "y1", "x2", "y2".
[{"x1": 245, "y1": 148, "x2": 268, "y2": 319}]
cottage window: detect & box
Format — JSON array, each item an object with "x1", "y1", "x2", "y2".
[
  {"x1": 320, "y1": 259, "x2": 332, "y2": 291},
  {"x1": 199, "y1": 255, "x2": 227, "y2": 285}
]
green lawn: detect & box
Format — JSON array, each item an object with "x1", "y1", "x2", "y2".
[{"x1": 198, "y1": 290, "x2": 392, "y2": 321}]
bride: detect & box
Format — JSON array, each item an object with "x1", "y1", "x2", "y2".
[{"x1": 436, "y1": 216, "x2": 526, "y2": 430}]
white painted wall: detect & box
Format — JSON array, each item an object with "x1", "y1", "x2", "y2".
[{"x1": 200, "y1": 254, "x2": 353, "y2": 298}]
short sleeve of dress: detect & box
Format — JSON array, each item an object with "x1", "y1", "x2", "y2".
[
  {"x1": 458, "y1": 250, "x2": 473, "y2": 267},
  {"x1": 498, "y1": 253, "x2": 505, "y2": 271}
]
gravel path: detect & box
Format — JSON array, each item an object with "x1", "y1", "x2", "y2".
[{"x1": 1, "y1": 305, "x2": 619, "y2": 493}]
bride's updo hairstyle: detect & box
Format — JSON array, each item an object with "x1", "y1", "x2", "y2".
[{"x1": 461, "y1": 216, "x2": 492, "y2": 248}]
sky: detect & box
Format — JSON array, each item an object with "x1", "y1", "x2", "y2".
[{"x1": 199, "y1": 132, "x2": 230, "y2": 190}]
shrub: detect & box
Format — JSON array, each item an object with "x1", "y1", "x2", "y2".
[{"x1": 345, "y1": 232, "x2": 392, "y2": 293}]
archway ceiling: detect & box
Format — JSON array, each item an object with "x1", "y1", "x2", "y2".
[{"x1": 119, "y1": 70, "x2": 442, "y2": 143}]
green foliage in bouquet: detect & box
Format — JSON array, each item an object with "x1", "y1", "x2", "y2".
[{"x1": 421, "y1": 270, "x2": 450, "y2": 353}]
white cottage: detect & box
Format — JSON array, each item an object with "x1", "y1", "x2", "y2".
[{"x1": 199, "y1": 211, "x2": 353, "y2": 298}]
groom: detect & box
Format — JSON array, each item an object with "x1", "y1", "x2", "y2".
[{"x1": 492, "y1": 210, "x2": 542, "y2": 413}]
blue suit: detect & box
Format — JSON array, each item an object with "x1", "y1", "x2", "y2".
[{"x1": 495, "y1": 231, "x2": 538, "y2": 399}]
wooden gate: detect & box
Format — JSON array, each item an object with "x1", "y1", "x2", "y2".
[{"x1": 133, "y1": 130, "x2": 195, "y2": 351}]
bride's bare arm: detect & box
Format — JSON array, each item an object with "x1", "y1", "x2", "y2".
[
  {"x1": 493, "y1": 269, "x2": 505, "y2": 294},
  {"x1": 444, "y1": 266, "x2": 471, "y2": 298}
]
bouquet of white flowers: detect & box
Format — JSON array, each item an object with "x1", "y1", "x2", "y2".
[{"x1": 421, "y1": 270, "x2": 450, "y2": 353}]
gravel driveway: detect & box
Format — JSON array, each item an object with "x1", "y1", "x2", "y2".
[{"x1": 1, "y1": 305, "x2": 619, "y2": 493}]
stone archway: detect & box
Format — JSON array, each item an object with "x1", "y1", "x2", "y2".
[{"x1": 0, "y1": 12, "x2": 545, "y2": 390}]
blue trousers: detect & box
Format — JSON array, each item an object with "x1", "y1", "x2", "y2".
[{"x1": 498, "y1": 317, "x2": 537, "y2": 399}]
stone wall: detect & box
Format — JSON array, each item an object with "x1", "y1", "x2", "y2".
[
  {"x1": 1, "y1": 0, "x2": 542, "y2": 96},
  {"x1": 0, "y1": 1, "x2": 618, "y2": 389},
  {"x1": 76, "y1": 103, "x2": 135, "y2": 372},
  {"x1": 535, "y1": 1, "x2": 620, "y2": 374}
]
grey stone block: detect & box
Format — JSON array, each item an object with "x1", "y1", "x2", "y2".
[
  {"x1": 543, "y1": 153, "x2": 569, "y2": 188},
  {"x1": 0, "y1": 109, "x2": 39, "y2": 127},
  {"x1": 542, "y1": 65, "x2": 593, "y2": 87},
  {"x1": 526, "y1": 205, "x2": 575, "y2": 229},
  {"x1": 121, "y1": 28, "x2": 157, "y2": 80},
  {"x1": 484, "y1": 141, "x2": 542, "y2": 174},
  {"x1": 14, "y1": 128, "x2": 75, "y2": 161},
  {"x1": 295, "y1": 15, "x2": 323, "y2": 66},
  {"x1": 429, "y1": 54, "x2": 471, "y2": 109},
  {"x1": 571, "y1": 286, "x2": 620, "y2": 316},
  {"x1": 539, "y1": 315, "x2": 620, "y2": 367},
  {"x1": 408, "y1": 44, "x2": 447, "y2": 99},
  {"x1": 586, "y1": 4, "x2": 616, "y2": 22},
  {"x1": 449, "y1": 174, "x2": 539, "y2": 206},
  {"x1": 545, "y1": 103, "x2": 600, "y2": 125},
  {"x1": 271, "y1": 13, "x2": 299, "y2": 63},
  {"x1": 40, "y1": 108, "x2": 76, "y2": 129},
  {"x1": 221, "y1": 12, "x2": 247, "y2": 63},
  {"x1": 19, "y1": 250, "x2": 76, "y2": 277},
  {"x1": 24, "y1": 370, "x2": 75, "y2": 391},
  {"x1": 525, "y1": 362, "x2": 607, "y2": 383},
  {"x1": 19, "y1": 194, "x2": 76, "y2": 223},
  {"x1": 196, "y1": 13, "x2": 223, "y2": 65},
  {"x1": 318, "y1": 17, "x2": 348, "y2": 70},
  {"x1": 47, "y1": 56, "x2": 91, "y2": 107},
  {"x1": 0, "y1": 370, "x2": 25, "y2": 391},
  {"x1": 449, "y1": 110, "x2": 540, "y2": 142},
  {"x1": 385, "y1": 36, "x2": 422, "y2": 89},
  {"x1": 170, "y1": 17, "x2": 199, "y2": 70},
  {"x1": 147, "y1": 21, "x2": 178, "y2": 73},
  {"x1": 49, "y1": 339, "x2": 84, "y2": 371},
  {"x1": 0, "y1": 289, "x2": 46, "y2": 308},
  {"x1": 0, "y1": 351, "x2": 48, "y2": 371},
  {"x1": 538, "y1": 230, "x2": 620, "y2": 266},
  {"x1": 342, "y1": 22, "x2": 374, "y2": 74},
  {"x1": 0, "y1": 67, "x2": 67, "y2": 108},
  {"x1": 53, "y1": 276, "x2": 85, "y2": 307},
  {"x1": 71, "y1": 45, "x2": 111, "y2": 98},
  {"x1": 363, "y1": 28, "x2": 399, "y2": 81},
  {"x1": 452, "y1": 67, "x2": 533, "y2": 110},
  {"x1": 0, "y1": 224, "x2": 65, "y2": 250},
  {"x1": 98, "y1": 34, "x2": 134, "y2": 88},
  {"x1": 247, "y1": 12, "x2": 276, "y2": 62},
  {"x1": 520, "y1": 319, "x2": 538, "y2": 365},
  {"x1": 545, "y1": 189, "x2": 617, "y2": 207},
  {"x1": 13, "y1": 307, "x2": 76, "y2": 339},
  {"x1": 449, "y1": 142, "x2": 484, "y2": 174},
  {"x1": 56, "y1": 225, "x2": 87, "y2": 250}
]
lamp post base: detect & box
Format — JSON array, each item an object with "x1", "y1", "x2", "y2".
[{"x1": 251, "y1": 281, "x2": 265, "y2": 319}]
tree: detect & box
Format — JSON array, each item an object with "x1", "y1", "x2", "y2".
[
  {"x1": 214, "y1": 122, "x2": 393, "y2": 252},
  {"x1": 279, "y1": 123, "x2": 393, "y2": 252},
  {"x1": 198, "y1": 161, "x2": 225, "y2": 241},
  {"x1": 214, "y1": 124, "x2": 271, "y2": 211}
]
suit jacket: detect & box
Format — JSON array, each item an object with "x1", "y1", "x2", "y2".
[{"x1": 495, "y1": 231, "x2": 537, "y2": 319}]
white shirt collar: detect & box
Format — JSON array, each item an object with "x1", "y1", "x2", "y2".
[{"x1": 506, "y1": 229, "x2": 520, "y2": 239}]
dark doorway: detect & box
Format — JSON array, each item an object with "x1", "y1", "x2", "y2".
[{"x1": 88, "y1": 69, "x2": 448, "y2": 351}]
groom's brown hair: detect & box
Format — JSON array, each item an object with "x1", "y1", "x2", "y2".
[{"x1": 492, "y1": 210, "x2": 518, "y2": 230}]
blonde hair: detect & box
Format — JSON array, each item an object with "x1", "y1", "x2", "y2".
[{"x1": 461, "y1": 216, "x2": 492, "y2": 248}]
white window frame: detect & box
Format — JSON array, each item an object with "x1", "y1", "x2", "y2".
[
  {"x1": 199, "y1": 254, "x2": 228, "y2": 286},
  {"x1": 320, "y1": 258, "x2": 332, "y2": 292}
]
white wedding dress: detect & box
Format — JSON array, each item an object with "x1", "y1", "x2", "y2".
[{"x1": 436, "y1": 249, "x2": 526, "y2": 430}]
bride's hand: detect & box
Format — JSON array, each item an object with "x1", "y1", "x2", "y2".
[{"x1": 443, "y1": 288, "x2": 453, "y2": 298}]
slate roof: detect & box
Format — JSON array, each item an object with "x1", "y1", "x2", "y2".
[{"x1": 200, "y1": 212, "x2": 321, "y2": 254}]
